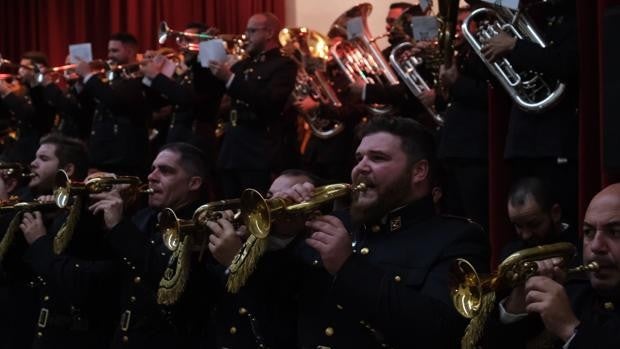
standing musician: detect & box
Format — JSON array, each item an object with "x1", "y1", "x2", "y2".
[
  {"x1": 75, "y1": 32, "x2": 150, "y2": 176},
  {"x1": 274, "y1": 117, "x2": 489, "y2": 348},
  {"x1": 481, "y1": 0, "x2": 579, "y2": 227},
  {"x1": 88, "y1": 142, "x2": 216, "y2": 348},
  {"x1": 437, "y1": 3, "x2": 490, "y2": 228},
  {"x1": 484, "y1": 183, "x2": 620, "y2": 349},
  {"x1": 207, "y1": 12, "x2": 297, "y2": 199}
]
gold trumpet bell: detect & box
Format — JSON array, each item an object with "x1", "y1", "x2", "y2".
[
  {"x1": 450, "y1": 258, "x2": 483, "y2": 319},
  {"x1": 240, "y1": 189, "x2": 280, "y2": 240}
]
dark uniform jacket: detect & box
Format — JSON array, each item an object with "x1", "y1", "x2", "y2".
[
  {"x1": 0, "y1": 91, "x2": 42, "y2": 164},
  {"x1": 483, "y1": 280, "x2": 620, "y2": 349},
  {"x1": 438, "y1": 44, "x2": 489, "y2": 160},
  {"x1": 105, "y1": 202, "x2": 216, "y2": 349},
  {"x1": 297, "y1": 195, "x2": 490, "y2": 349},
  {"x1": 41, "y1": 83, "x2": 93, "y2": 140},
  {"x1": 216, "y1": 47, "x2": 297, "y2": 171},
  {"x1": 81, "y1": 75, "x2": 149, "y2": 175},
  {"x1": 23, "y1": 200, "x2": 121, "y2": 349},
  {"x1": 503, "y1": 1, "x2": 578, "y2": 160}
]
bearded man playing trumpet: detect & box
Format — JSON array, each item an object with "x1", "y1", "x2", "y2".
[{"x1": 484, "y1": 183, "x2": 620, "y2": 349}]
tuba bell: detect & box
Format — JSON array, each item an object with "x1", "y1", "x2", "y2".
[
  {"x1": 450, "y1": 242, "x2": 599, "y2": 349},
  {"x1": 279, "y1": 27, "x2": 345, "y2": 139},
  {"x1": 461, "y1": 4, "x2": 566, "y2": 112}
]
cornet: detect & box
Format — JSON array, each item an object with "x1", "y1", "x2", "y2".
[
  {"x1": 450, "y1": 242, "x2": 599, "y2": 349},
  {"x1": 53, "y1": 170, "x2": 153, "y2": 208},
  {"x1": 0, "y1": 162, "x2": 35, "y2": 179}
]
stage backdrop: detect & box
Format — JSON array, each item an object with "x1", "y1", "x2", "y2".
[{"x1": 0, "y1": 0, "x2": 284, "y2": 65}]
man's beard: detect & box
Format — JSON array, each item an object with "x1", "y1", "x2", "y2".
[{"x1": 350, "y1": 170, "x2": 411, "y2": 226}]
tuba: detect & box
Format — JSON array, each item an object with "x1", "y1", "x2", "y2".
[
  {"x1": 388, "y1": 6, "x2": 447, "y2": 127},
  {"x1": 461, "y1": 4, "x2": 566, "y2": 112},
  {"x1": 279, "y1": 27, "x2": 345, "y2": 139},
  {"x1": 53, "y1": 170, "x2": 153, "y2": 209},
  {"x1": 450, "y1": 242, "x2": 599, "y2": 349}
]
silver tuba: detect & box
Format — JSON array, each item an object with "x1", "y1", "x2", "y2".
[
  {"x1": 279, "y1": 27, "x2": 345, "y2": 139},
  {"x1": 461, "y1": 5, "x2": 565, "y2": 112},
  {"x1": 388, "y1": 6, "x2": 445, "y2": 127}
]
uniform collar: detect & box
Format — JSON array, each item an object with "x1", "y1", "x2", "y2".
[{"x1": 364, "y1": 195, "x2": 435, "y2": 234}]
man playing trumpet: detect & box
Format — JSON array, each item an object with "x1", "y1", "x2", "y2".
[{"x1": 485, "y1": 183, "x2": 620, "y2": 348}]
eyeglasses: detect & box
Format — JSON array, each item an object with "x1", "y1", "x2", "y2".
[{"x1": 245, "y1": 27, "x2": 267, "y2": 34}]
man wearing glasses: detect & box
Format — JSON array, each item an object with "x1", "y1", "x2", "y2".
[{"x1": 208, "y1": 12, "x2": 297, "y2": 199}]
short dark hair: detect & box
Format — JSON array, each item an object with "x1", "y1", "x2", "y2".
[
  {"x1": 508, "y1": 177, "x2": 557, "y2": 212},
  {"x1": 109, "y1": 32, "x2": 138, "y2": 47},
  {"x1": 279, "y1": 169, "x2": 325, "y2": 186},
  {"x1": 185, "y1": 21, "x2": 208, "y2": 32},
  {"x1": 21, "y1": 51, "x2": 49, "y2": 67},
  {"x1": 39, "y1": 133, "x2": 89, "y2": 179},
  {"x1": 159, "y1": 142, "x2": 207, "y2": 179},
  {"x1": 357, "y1": 116, "x2": 436, "y2": 169}
]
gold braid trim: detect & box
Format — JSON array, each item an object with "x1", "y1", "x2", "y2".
[
  {"x1": 461, "y1": 291, "x2": 496, "y2": 349},
  {"x1": 53, "y1": 196, "x2": 82, "y2": 255},
  {"x1": 226, "y1": 234, "x2": 267, "y2": 293},
  {"x1": 157, "y1": 234, "x2": 192, "y2": 305},
  {"x1": 0, "y1": 212, "x2": 24, "y2": 262}
]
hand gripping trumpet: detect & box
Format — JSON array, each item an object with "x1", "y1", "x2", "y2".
[
  {"x1": 226, "y1": 182, "x2": 367, "y2": 293},
  {"x1": 157, "y1": 199, "x2": 240, "y2": 305},
  {"x1": 450, "y1": 242, "x2": 599, "y2": 349}
]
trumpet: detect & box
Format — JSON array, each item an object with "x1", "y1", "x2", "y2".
[
  {"x1": 158, "y1": 21, "x2": 246, "y2": 54},
  {"x1": 450, "y1": 242, "x2": 599, "y2": 349},
  {"x1": 161, "y1": 198, "x2": 241, "y2": 253},
  {"x1": 0, "y1": 162, "x2": 35, "y2": 179},
  {"x1": 53, "y1": 170, "x2": 153, "y2": 208}
]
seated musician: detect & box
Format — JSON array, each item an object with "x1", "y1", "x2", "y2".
[
  {"x1": 484, "y1": 183, "x2": 620, "y2": 349},
  {"x1": 501, "y1": 177, "x2": 578, "y2": 259}
]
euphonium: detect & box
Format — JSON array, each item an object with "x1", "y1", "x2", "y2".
[
  {"x1": 279, "y1": 27, "x2": 345, "y2": 139},
  {"x1": 461, "y1": 4, "x2": 565, "y2": 112},
  {"x1": 161, "y1": 198, "x2": 241, "y2": 252},
  {"x1": 450, "y1": 242, "x2": 599, "y2": 349},
  {"x1": 53, "y1": 170, "x2": 153, "y2": 209}
]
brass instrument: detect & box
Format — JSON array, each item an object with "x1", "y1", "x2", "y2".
[
  {"x1": 53, "y1": 170, "x2": 153, "y2": 209},
  {"x1": 158, "y1": 21, "x2": 247, "y2": 59},
  {"x1": 279, "y1": 27, "x2": 345, "y2": 139},
  {"x1": 161, "y1": 199, "x2": 241, "y2": 253},
  {"x1": 462, "y1": 4, "x2": 565, "y2": 112},
  {"x1": 241, "y1": 182, "x2": 367, "y2": 239},
  {"x1": 0, "y1": 162, "x2": 35, "y2": 179},
  {"x1": 451, "y1": 242, "x2": 599, "y2": 349},
  {"x1": 328, "y1": 4, "x2": 399, "y2": 117}
]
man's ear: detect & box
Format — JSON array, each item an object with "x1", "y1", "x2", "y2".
[
  {"x1": 63, "y1": 163, "x2": 76, "y2": 179},
  {"x1": 188, "y1": 176, "x2": 203, "y2": 192},
  {"x1": 410, "y1": 159, "x2": 429, "y2": 186}
]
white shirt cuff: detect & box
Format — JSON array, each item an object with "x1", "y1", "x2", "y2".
[
  {"x1": 141, "y1": 76, "x2": 153, "y2": 87},
  {"x1": 563, "y1": 332, "x2": 576, "y2": 349},
  {"x1": 499, "y1": 297, "x2": 528, "y2": 324},
  {"x1": 225, "y1": 73, "x2": 236, "y2": 89}
]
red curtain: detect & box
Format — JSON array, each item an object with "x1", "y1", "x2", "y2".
[{"x1": 0, "y1": 0, "x2": 285, "y2": 66}]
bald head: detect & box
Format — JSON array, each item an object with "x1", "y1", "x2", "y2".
[
  {"x1": 582, "y1": 183, "x2": 620, "y2": 292},
  {"x1": 245, "y1": 12, "x2": 282, "y2": 55}
]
